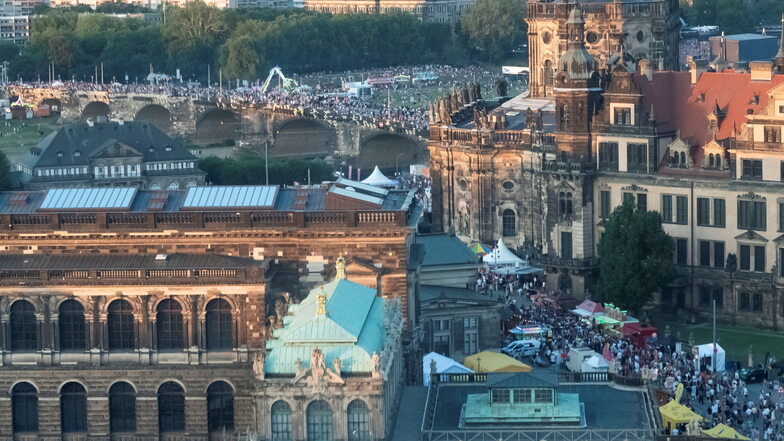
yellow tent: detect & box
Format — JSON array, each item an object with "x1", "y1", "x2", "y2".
[
  {"x1": 658, "y1": 399, "x2": 703, "y2": 430},
  {"x1": 463, "y1": 351, "x2": 532, "y2": 373},
  {"x1": 702, "y1": 424, "x2": 750, "y2": 440}
]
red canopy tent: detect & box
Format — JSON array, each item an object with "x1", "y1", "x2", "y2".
[{"x1": 619, "y1": 322, "x2": 659, "y2": 347}]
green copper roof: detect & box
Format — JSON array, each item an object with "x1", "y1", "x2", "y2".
[{"x1": 265, "y1": 279, "x2": 386, "y2": 374}]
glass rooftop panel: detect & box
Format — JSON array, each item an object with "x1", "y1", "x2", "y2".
[
  {"x1": 182, "y1": 186, "x2": 279, "y2": 208},
  {"x1": 40, "y1": 187, "x2": 137, "y2": 210}
]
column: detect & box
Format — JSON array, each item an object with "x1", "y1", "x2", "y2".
[
  {"x1": 0, "y1": 313, "x2": 8, "y2": 352},
  {"x1": 41, "y1": 295, "x2": 52, "y2": 350},
  {"x1": 140, "y1": 295, "x2": 150, "y2": 349},
  {"x1": 189, "y1": 295, "x2": 199, "y2": 348}
]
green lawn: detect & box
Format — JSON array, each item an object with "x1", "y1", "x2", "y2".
[
  {"x1": 653, "y1": 320, "x2": 784, "y2": 366},
  {"x1": 0, "y1": 116, "x2": 61, "y2": 163}
]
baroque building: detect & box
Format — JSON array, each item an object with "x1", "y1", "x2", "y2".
[
  {"x1": 299, "y1": 0, "x2": 472, "y2": 24},
  {"x1": 0, "y1": 181, "x2": 419, "y2": 440},
  {"x1": 526, "y1": 0, "x2": 681, "y2": 97},
  {"x1": 428, "y1": 5, "x2": 784, "y2": 329}
]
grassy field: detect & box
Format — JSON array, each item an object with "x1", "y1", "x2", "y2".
[
  {"x1": 653, "y1": 319, "x2": 784, "y2": 366},
  {"x1": 0, "y1": 116, "x2": 61, "y2": 163}
]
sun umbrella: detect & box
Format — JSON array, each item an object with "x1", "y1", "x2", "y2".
[{"x1": 469, "y1": 242, "x2": 492, "y2": 255}]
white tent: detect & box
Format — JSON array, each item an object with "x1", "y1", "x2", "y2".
[
  {"x1": 695, "y1": 343, "x2": 726, "y2": 372},
  {"x1": 361, "y1": 166, "x2": 396, "y2": 187},
  {"x1": 482, "y1": 238, "x2": 525, "y2": 266},
  {"x1": 423, "y1": 352, "x2": 474, "y2": 386}
]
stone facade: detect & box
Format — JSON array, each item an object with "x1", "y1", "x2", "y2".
[
  {"x1": 526, "y1": 0, "x2": 681, "y2": 97},
  {"x1": 300, "y1": 0, "x2": 472, "y2": 24},
  {"x1": 428, "y1": 6, "x2": 784, "y2": 329}
]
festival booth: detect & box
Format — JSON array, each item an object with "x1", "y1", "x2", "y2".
[
  {"x1": 507, "y1": 324, "x2": 552, "y2": 341},
  {"x1": 464, "y1": 351, "x2": 532, "y2": 373},
  {"x1": 413, "y1": 72, "x2": 439, "y2": 84},
  {"x1": 360, "y1": 166, "x2": 398, "y2": 188},
  {"x1": 695, "y1": 343, "x2": 726, "y2": 372},
  {"x1": 619, "y1": 322, "x2": 659, "y2": 347},
  {"x1": 702, "y1": 424, "x2": 750, "y2": 440},
  {"x1": 659, "y1": 400, "x2": 703, "y2": 432},
  {"x1": 423, "y1": 352, "x2": 474, "y2": 386},
  {"x1": 367, "y1": 75, "x2": 394, "y2": 87},
  {"x1": 570, "y1": 300, "x2": 604, "y2": 318},
  {"x1": 482, "y1": 239, "x2": 543, "y2": 274}
]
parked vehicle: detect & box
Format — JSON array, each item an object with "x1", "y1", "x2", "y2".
[
  {"x1": 501, "y1": 339, "x2": 541, "y2": 359},
  {"x1": 740, "y1": 365, "x2": 768, "y2": 383}
]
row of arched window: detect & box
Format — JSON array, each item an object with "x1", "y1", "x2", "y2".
[
  {"x1": 11, "y1": 380, "x2": 234, "y2": 434},
  {"x1": 271, "y1": 399, "x2": 370, "y2": 441},
  {"x1": 8, "y1": 298, "x2": 233, "y2": 351}
]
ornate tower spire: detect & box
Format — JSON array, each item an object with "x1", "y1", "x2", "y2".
[{"x1": 335, "y1": 256, "x2": 347, "y2": 280}]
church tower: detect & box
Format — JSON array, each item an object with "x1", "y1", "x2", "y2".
[{"x1": 553, "y1": 6, "x2": 602, "y2": 161}]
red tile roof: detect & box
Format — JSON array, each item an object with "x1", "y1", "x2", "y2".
[{"x1": 633, "y1": 71, "x2": 784, "y2": 148}]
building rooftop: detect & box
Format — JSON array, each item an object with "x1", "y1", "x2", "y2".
[
  {"x1": 486, "y1": 372, "x2": 559, "y2": 389},
  {"x1": 420, "y1": 285, "x2": 499, "y2": 304},
  {"x1": 432, "y1": 382, "x2": 652, "y2": 430},
  {"x1": 417, "y1": 233, "x2": 479, "y2": 267},
  {"x1": 0, "y1": 182, "x2": 414, "y2": 214},
  {"x1": 265, "y1": 278, "x2": 388, "y2": 374},
  {"x1": 31, "y1": 121, "x2": 197, "y2": 169},
  {"x1": 0, "y1": 253, "x2": 261, "y2": 271}
]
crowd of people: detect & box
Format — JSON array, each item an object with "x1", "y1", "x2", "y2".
[
  {"x1": 12, "y1": 65, "x2": 527, "y2": 137},
  {"x1": 504, "y1": 292, "x2": 783, "y2": 439}
]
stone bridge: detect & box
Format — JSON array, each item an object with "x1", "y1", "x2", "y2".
[{"x1": 10, "y1": 87, "x2": 427, "y2": 172}]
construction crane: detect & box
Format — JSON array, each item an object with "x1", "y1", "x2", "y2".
[{"x1": 261, "y1": 66, "x2": 298, "y2": 93}]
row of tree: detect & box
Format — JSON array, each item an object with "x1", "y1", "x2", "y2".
[
  {"x1": 199, "y1": 155, "x2": 334, "y2": 186},
  {"x1": 2, "y1": 0, "x2": 527, "y2": 83}
]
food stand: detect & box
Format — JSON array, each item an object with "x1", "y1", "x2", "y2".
[{"x1": 464, "y1": 351, "x2": 532, "y2": 373}]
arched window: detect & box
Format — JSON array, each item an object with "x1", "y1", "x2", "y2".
[
  {"x1": 156, "y1": 299, "x2": 184, "y2": 350},
  {"x1": 59, "y1": 300, "x2": 86, "y2": 351},
  {"x1": 109, "y1": 382, "x2": 136, "y2": 433},
  {"x1": 502, "y1": 209, "x2": 516, "y2": 237},
  {"x1": 306, "y1": 400, "x2": 333, "y2": 441},
  {"x1": 270, "y1": 401, "x2": 293, "y2": 440},
  {"x1": 60, "y1": 382, "x2": 87, "y2": 433},
  {"x1": 715, "y1": 155, "x2": 721, "y2": 169},
  {"x1": 347, "y1": 400, "x2": 370, "y2": 441},
  {"x1": 544, "y1": 60, "x2": 554, "y2": 87},
  {"x1": 708, "y1": 154, "x2": 714, "y2": 168},
  {"x1": 167, "y1": 182, "x2": 180, "y2": 191},
  {"x1": 207, "y1": 382, "x2": 234, "y2": 433},
  {"x1": 206, "y1": 299, "x2": 233, "y2": 350},
  {"x1": 671, "y1": 153, "x2": 678, "y2": 166},
  {"x1": 158, "y1": 382, "x2": 185, "y2": 433},
  {"x1": 108, "y1": 299, "x2": 135, "y2": 351},
  {"x1": 12, "y1": 382, "x2": 38, "y2": 433},
  {"x1": 10, "y1": 300, "x2": 37, "y2": 351},
  {"x1": 679, "y1": 152, "x2": 686, "y2": 165}
]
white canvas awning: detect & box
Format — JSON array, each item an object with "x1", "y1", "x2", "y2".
[
  {"x1": 360, "y1": 166, "x2": 396, "y2": 187},
  {"x1": 482, "y1": 238, "x2": 524, "y2": 265},
  {"x1": 423, "y1": 352, "x2": 473, "y2": 386}
]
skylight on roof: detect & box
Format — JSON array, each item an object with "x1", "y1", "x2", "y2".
[
  {"x1": 39, "y1": 187, "x2": 137, "y2": 211},
  {"x1": 182, "y1": 186, "x2": 279, "y2": 209}
]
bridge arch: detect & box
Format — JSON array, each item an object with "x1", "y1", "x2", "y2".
[
  {"x1": 194, "y1": 109, "x2": 238, "y2": 145},
  {"x1": 81, "y1": 101, "x2": 111, "y2": 122},
  {"x1": 357, "y1": 132, "x2": 426, "y2": 174},
  {"x1": 135, "y1": 104, "x2": 172, "y2": 133},
  {"x1": 271, "y1": 118, "x2": 336, "y2": 159},
  {"x1": 40, "y1": 98, "x2": 62, "y2": 115}
]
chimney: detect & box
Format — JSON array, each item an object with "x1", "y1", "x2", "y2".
[
  {"x1": 689, "y1": 58, "x2": 708, "y2": 84},
  {"x1": 86, "y1": 118, "x2": 95, "y2": 127},
  {"x1": 639, "y1": 59, "x2": 653, "y2": 81},
  {"x1": 749, "y1": 61, "x2": 773, "y2": 81}
]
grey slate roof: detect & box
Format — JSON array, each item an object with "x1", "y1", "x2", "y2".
[
  {"x1": 0, "y1": 253, "x2": 261, "y2": 270},
  {"x1": 417, "y1": 233, "x2": 479, "y2": 267},
  {"x1": 420, "y1": 285, "x2": 499, "y2": 304},
  {"x1": 32, "y1": 122, "x2": 196, "y2": 168},
  {"x1": 486, "y1": 372, "x2": 559, "y2": 389}
]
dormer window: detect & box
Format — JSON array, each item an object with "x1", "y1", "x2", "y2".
[
  {"x1": 699, "y1": 93, "x2": 706, "y2": 102},
  {"x1": 165, "y1": 145, "x2": 172, "y2": 152},
  {"x1": 56, "y1": 151, "x2": 63, "y2": 158},
  {"x1": 149, "y1": 147, "x2": 155, "y2": 153},
  {"x1": 73, "y1": 150, "x2": 81, "y2": 157},
  {"x1": 667, "y1": 139, "x2": 691, "y2": 169}
]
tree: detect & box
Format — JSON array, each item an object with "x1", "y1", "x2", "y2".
[
  {"x1": 0, "y1": 150, "x2": 13, "y2": 190},
  {"x1": 460, "y1": 0, "x2": 525, "y2": 62},
  {"x1": 597, "y1": 197, "x2": 676, "y2": 314}
]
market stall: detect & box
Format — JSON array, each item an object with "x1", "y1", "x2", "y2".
[
  {"x1": 659, "y1": 399, "x2": 703, "y2": 431},
  {"x1": 702, "y1": 424, "x2": 750, "y2": 440},
  {"x1": 423, "y1": 352, "x2": 474, "y2": 386},
  {"x1": 570, "y1": 300, "x2": 604, "y2": 318},
  {"x1": 464, "y1": 351, "x2": 532, "y2": 373}
]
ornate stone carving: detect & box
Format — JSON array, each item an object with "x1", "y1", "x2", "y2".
[
  {"x1": 252, "y1": 351, "x2": 265, "y2": 381},
  {"x1": 291, "y1": 348, "x2": 345, "y2": 392}
]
